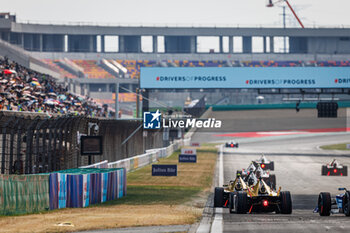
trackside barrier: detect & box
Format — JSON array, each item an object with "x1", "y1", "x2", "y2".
[
  {"x1": 0, "y1": 168, "x2": 126, "y2": 215},
  {"x1": 80, "y1": 160, "x2": 109, "y2": 168},
  {"x1": 48, "y1": 168, "x2": 126, "y2": 210},
  {"x1": 108, "y1": 138, "x2": 191, "y2": 171},
  {"x1": 0, "y1": 174, "x2": 50, "y2": 215}
]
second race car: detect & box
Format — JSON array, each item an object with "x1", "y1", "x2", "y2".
[
  {"x1": 252, "y1": 155, "x2": 274, "y2": 171},
  {"x1": 225, "y1": 141, "x2": 239, "y2": 148},
  {"x1": 321, "y1": 159, "x2": 348, "y2": 176},
  {"x1": 315, "y1": 188, "x2": 350, "y2": 216}
]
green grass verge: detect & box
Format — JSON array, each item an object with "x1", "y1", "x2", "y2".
[
  {"x1": 108, "y1": 147, "x2": 218, "y2": 206},
  {"x1": 320, "y1": 143, "x2": 350, "y2": 150},
  {"x1": 200, "y1": 143, "x2": 221, "y2": 147},
  {"x1": 101, "y1": 185, "x2": 202, "y2": 206}
]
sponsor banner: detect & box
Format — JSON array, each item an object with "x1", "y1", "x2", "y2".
[
  {"x1": 58, "y1": 174, "x2": 67, "y2": 209},
  {"x1": 118, "y1": 169, "x2": 124, "y2": 198},
  {"x1": 82, "y1": 174, "x2": 90, "y2": 207},
  {"x1": 179, "y1": 154, "x2": 197, "y2": 163},
  {"x1": 181, "y1": 148, "x2": 196, "y2": 155},
  {"x1": 101, "y1": 173, "x2": 108, "y2": 203},
  {"x1": 140, "y1": 67, "x2": 350, "y2": 89},
  {"x1": 191, "y1": 142, "x2": 201, "y2": 147},
  {"x1": 152, "y1": 164, "x2": 177, "y2": 176},
  {"x1": 49, "y1": 174, "x2": 59, "y2": 210}
]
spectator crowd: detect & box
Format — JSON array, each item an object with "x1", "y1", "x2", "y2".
[{"x1": 0, "y1": 57, "x2": 113, "y2": 117}]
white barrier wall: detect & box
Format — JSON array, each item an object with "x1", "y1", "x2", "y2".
[
  {"x1": 81, "y1": 131, "x2": 192, "y2": 172},
  {"x1": 108, "y1": 138, "x2": 189, "y2": 171}
]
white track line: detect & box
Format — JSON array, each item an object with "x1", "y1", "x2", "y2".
[{"x1": 210, "y1": 145, "x2": 224, "y2": 233}]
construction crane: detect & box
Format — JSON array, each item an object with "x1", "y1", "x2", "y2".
[{"x1": 266, "y1": 0, "x2": 304, "y2": 28}]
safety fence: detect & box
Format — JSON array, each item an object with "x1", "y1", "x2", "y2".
[
  {"x1": 0, "y1": 174, "x2": 49, "y2": 215},
  {"x1": 0, "y1": 111, "x2": 163, "y2": 175},
  {"x1": 0, "y1": 167, "x2": 126, "y2": 215}
]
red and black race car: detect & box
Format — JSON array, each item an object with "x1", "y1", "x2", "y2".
[
  {"x1": 321, "y1": 159, "x2": 348, "y2": 176},
  {"x1": 252, "y1": 155, "x2": 274, "y2": 171},
  {"x1": 225, "y1": 141, "x2": 239, "y2": 148}
]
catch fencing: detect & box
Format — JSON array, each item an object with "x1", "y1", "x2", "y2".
[{"x1": 0, "y1": 111, "x2": 163, "y2": 175}]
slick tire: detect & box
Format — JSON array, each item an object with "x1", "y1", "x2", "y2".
[
  {"x1": 235, "y1": 143, "x2": 239, "y2": 148},
  {"x1": 344, "y1": 191, "x2": 350, "y2": 217},
  {"x1": 321, "y1": 165, "x2": 327, "y2": 176},
  {"x1": 269, "y1": 161, "x2": 275, "y2": 171},
  {"x1": 214, "y1": 187, "x2": 224, "y2": 207},
  {"x1": 270, "y1": 175, "x2": 276, "y2": 190},
  {"x1": 318, "y1": 192, "x2": 331, "y2": 216},
  {"x1": 229, "y1": 192, "x2": 237, "y2": 214},
  {"x1": 280, "y1": 191, "x2": 292, "y2": 214},
  {"x1": 236, "y1": 191, "x2": 248, "y2": 214},
  {"x1": 343, "y1": 166, "x2": 348, "y2": 176}
]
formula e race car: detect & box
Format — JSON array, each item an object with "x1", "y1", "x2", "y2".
[
  {"x1": 228, "y1": 178, "x2": 292, "y2": 214},
  {"x1": 225, "y1": 141, "x2": 239, "y2": 148},
  {"x1": 321, "y1": 159, "x2": 348, "y2": 176},
  {"x1": 214, "y1": 174, "x2": 248, "y2": 208},
  {"x1": 237, "y1": 163, "x2": 276, "y2": 190},
  {"x1": 214, "y1": 174, "x2": 292, "y2": 214},
  {"x1": 315, "y1": 188, "x2": 350, "y2": 216},
  {"x1": 252, "y1": 155, "x2": 274, "y2": 171}
]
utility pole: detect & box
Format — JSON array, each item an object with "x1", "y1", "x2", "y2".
[
  {"x1": 115, "y1": 82, "x2": 119, "y2": 119},
  {"x1": 283, "y1": 6, "x2": 286, "y2": 53},
  {"x1": 136, "y1": 88, "x2": 140, "y2": 118}
]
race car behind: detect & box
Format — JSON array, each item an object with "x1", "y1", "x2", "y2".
[
  {"x1": 225, "y1": 141, "x2": 239, "y2": 148},
  {"x1": 252, "y1": 155, "x2": 274, "y2": 171},
  {"x1": 316, "y1": 188, "x2": 350, "y2": 216},
  {"x1": 237, "y1": 163, "x2": 276, "y2": 190},
  {"x1": 214, "y1": 174, "x2": 248, "y2": 208},
  {"x1": 321, "y1": 159, "x2": 348, "y2": 176}
]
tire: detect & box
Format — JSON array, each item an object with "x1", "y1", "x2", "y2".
[
  {"x1": 343, "y1": 191, "x2": 350, "y2": 216},
  {"x1": 318, "y1": 192, "x2": 331, "y2": 216},
  {"x1": 235, "y1": 143, "x2": 239, "y2": 148},
  {"x1": 236, "y1": 191, "x2": 248, "y2": 214},
  {"x1": 343, "y1": 166, "x2": 348, "y2": 176},
  {"x1": 214, "y1": 187, "x2": 224, "y2": 207},
  {"x1": 229, "y1": 192, "x2": 236, "y2": 213},
  {"x1": 269, "y1": 161, "x2": 274, "y2": 171},
  {"x1": 321, "y1": 165, "x2": 327, "y2": 176},
  {"x1": 280, "y1": 191, "x2": 292, "y2": 214},
  {"x1": 269, "y1": 175, "x2": 276, "y2": 190}
]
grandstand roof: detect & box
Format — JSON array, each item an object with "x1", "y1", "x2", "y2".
[{"x1": 6, "y1": 22, "x2": 350, "y2": 37}]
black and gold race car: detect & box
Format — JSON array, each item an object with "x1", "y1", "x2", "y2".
[
  {"x1": 237, "y1": 163, "x2": 277, "y2": 190},
  {"x1": 214, "y1": 174, "x2": 291, "y2": 214},
  {"x1": 228, "y1": 178, "x2": 292, "y2": 214},
  {"x1": 214, "y1": 175, "x2": 248, "y2": 208}
]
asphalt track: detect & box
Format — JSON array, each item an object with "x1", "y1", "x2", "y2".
[{"x1": 207, "y1": 133, "x2": 350, "y2": 233}]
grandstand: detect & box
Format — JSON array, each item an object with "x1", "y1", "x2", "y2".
[{"x1": 1, "y1": 12, "x2": 350, "y2": 111}]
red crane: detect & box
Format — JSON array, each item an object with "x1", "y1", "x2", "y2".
[{"x1": 266, "y1": 0, "x2": 305, "y2": 28}]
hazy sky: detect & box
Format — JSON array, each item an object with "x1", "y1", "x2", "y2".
[{"x1": 1, "y1": 0, "x2": 350, "y2": 27}]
